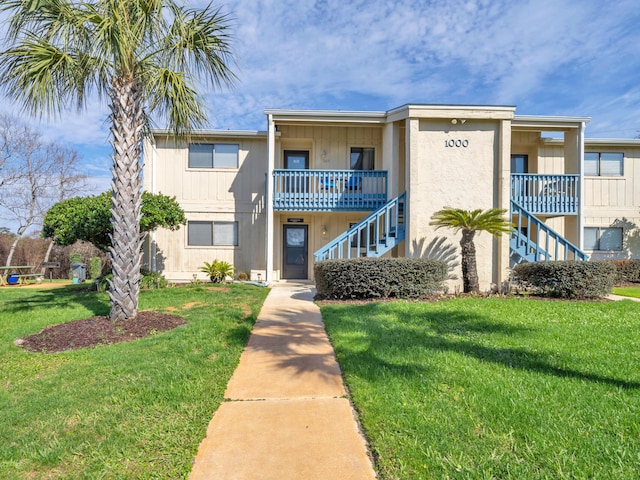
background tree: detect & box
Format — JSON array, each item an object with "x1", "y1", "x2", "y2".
[
  {"x1": 430, "y1": 207, "x2": 512, "y2": 293},
  {"x1": 43, "y1": 191, "x2": 186, "y2": 252},
  {"x1": 1, "y1": 1, "x2": 236, "y2": 321},
  {"x1": 0, "y1": 114, "x2": 86, "y2": 266}
]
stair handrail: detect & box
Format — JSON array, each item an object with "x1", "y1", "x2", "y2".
[
  {"x1": 315, "y1": 192, "x2": 406, "y2": 261},
  {"x1": 511, "y1": 199, "x2": 588, "y2": 261}
]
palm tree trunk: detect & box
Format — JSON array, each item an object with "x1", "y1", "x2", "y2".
[
  {"x1": 108, "y1": 76, "x2": 144, "y2": 321},
  {"x1": 460, "y1": 229, "x2": 479, "y2": 293}
]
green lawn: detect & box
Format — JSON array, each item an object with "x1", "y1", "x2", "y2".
[
  {"x1": 0, "y1": 283, "x2": 268, "y2": 479},
  {"x1": 613, "y1": 285, "x2": 640, "y2": 298},
  {"x1": 320, "y1": 297, "x2": 640, "y2": 479}
]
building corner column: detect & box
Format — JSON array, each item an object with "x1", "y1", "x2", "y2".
[
  {"x1": 265, "y1": 114, "x2": 275, "y2": 283},
  {"x1": 578, "y1": 122, "x2": 585, "y2": 251},
  {"x1": 498, "y1": 119, "x2": 512, "y2": 285},
  {"x1": 150, "y1": 137, "x2": 158, "y2": 273}
]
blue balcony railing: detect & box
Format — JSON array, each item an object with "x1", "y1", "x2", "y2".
[
  {"x1": 511, "y1": 174, "x2": 579, "y2": 215},
  {"x1": 273, "y1": 169, "x2": 388, "y2": 211}
]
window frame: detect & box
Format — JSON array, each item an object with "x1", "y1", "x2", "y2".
[
  {"x1": 187, "y1": 220, "x2": 239, "y2": 247},
  {"x1": 188, "y1": 143, "x2": 240, "y2": 169},
  {"x1": 510, "y1": 154, "x2": 529, "y2": 174},
  {"x1": 584, "y1": 152, "x2": 623, "y2": 177},
  {"x1": 583, "y1": 226, "x2": 623, "y2": 251},
  {"x1": 350, "y1": 147, "x2": 375, "y2": 171}
]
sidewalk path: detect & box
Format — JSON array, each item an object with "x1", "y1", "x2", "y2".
[
  {"x1": 189, "y1": 282, "x2": 377, "y2": 480},
  {"x1": 607, "y1": 293, "x2": 640, "y2": 302}
]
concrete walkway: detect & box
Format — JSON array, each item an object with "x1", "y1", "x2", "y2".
[
  {"x1": 607, "y1": 293, "x2": 640, "y2": 302},
  {"x1": 189, "y1": 282, "x2": 377, "y2": 480}
]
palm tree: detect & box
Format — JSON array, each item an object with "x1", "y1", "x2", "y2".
[
  {"x1": 430, "y1": 207, "x2": 512, "y2": 293},
  {"x1": 1, "y1": 0, "x2": 236, "y2": 321}
]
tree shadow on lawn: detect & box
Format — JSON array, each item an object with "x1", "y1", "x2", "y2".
[
  {"x1": 1, "y1": 285, "x2": 108, "y2": 317},
  {"x1": 324, "y1": 303, "x2": 640, "y2": 390}
]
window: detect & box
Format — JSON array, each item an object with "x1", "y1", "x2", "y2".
[
  {"x1": 584, "y1": 227, "x2": 623, "y2": 251},
  {"x1": 284, "y1": 150, "x2": 309, "y2": 169},
  {"x1": 188, "y1": 143, "x2": 239, "y2": 168},
  {"x1": 584, "y1": 152, "x2": 623, "y2": 176},
  {"x1": 350, "y1": 147, "x2": 375, "y2": 170},
  {"x1": 188, "y1": 221, "x2": 238, "y2": 246},
  {"x1": 510, "y1": 154, "x2": 528, "y2": 174}
]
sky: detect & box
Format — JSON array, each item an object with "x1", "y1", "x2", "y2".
[{"x1": 1, "y1": 0, "x2": 639, "y2": 210}]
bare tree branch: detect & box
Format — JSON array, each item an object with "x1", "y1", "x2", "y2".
[{"x1": 0, "y1": 114, "x2": 86, "y2": 265}]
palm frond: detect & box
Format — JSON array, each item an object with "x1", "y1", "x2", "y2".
[
  {"x1": 160, "y1": 2, "x2": 237, "y2": 89},
  {"x1": 430, "y1": 207, "x2": 513, "y2": 237},
  {"x1": 0, "y1": 36, "x2": 87, "y2": 116},
  {"x1": 144, "y1": 66, "x2": 208, "y2": 136}
]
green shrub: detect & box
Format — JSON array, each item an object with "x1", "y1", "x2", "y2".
[
  {"x1": 315, "y1": 257, "x2": 448, "y2": 300},
  {"x1": 140, "y1": 271, "x2": 169, "y2": 289},
  {"x1": 605, "y1": 259, "x2": 640, "y2": 284},
  {"x1": 200, "y1": 260, "x2": 234, "y2": 283},
  {"x1": 90, "y1": 256, "x2": 102, "y2": 280},
  {"x1": 512, "y1": 261, "x2": 615, "y2": 299},
  {"x1": 93, "y1": 272, "x2": 112, "y2": 292}
]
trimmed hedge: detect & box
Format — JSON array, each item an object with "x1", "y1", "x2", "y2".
[
  {"x1": 512, "y1": 261, "x2": 616, "y2": 299},
  {"x1": 315, "y1": 257, "x2": 447, "y2": 300},
  {"x1": 604, "y1": 259, "x2": 640, "y2": 284}
]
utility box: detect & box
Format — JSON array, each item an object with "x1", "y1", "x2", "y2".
[{"x1": 71, "y1": 263, "x2": 87, "y2": 283}]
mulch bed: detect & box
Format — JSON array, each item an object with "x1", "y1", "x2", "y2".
[{"x1": 17, "y1": 311, "x2": 186, "y2": 353}]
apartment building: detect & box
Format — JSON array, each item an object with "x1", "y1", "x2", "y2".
[{"x1": 143, "y1": 104, "x2": 640, "y2": 290}]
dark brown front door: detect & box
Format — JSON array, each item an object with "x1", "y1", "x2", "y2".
[{"x1": 283, "y1": 225, "x2": 308, "y2": 279}]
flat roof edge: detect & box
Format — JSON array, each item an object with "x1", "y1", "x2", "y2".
[
  {"x1": 514, "y1": 115, "x2": 591, "y2": 124},
  {"x1": 543, "y1": 137, "x2": 640, "y2": 145},
  {"x1": 265, "y1": 109, "x2": 387, "y2": 117},
  {"x1": 584, "y1": 138, "x2": 640, "y2": 146},
  {"x1": 151, "y1": 129, "x2": 268, "y2": 137},
  {"x1": 389, "y1": 103, "x2": 516, "y2": 113}
]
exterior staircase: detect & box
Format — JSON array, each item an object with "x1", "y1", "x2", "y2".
[
  {"x1": 314, "y1": 192, "x2": 406, "y2": 261},
  {"x1": 313, "y1": 187, "x2": 587, "y2": 266},
  {"x1": 510, "y1": 199, "x2": 588, "y2": 265}
]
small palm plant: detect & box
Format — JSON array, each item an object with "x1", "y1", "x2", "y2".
[
  {"x1": 430, "y1": 207, "x2": 513, "y2": 293},
  {"x1": 200, "y1": 260, "x2": 234, "y2": 283}
]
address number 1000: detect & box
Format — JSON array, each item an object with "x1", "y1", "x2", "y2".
[{"x1": 444, "y1": 139, "x2": 469, "y2": 147}]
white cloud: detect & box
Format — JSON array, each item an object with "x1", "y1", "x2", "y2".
[{"x1": 1, "y1": 0, "x2": 638, "y2": 144}]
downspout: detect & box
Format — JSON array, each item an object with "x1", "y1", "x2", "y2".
[
  {"x1": 150, "y1": 136, "x2": 157, "y2": 272},
  {"x1": 265, "y1": 114, "x2": 275, "y2": 283},
  {"x1": 578, "y1": 122, "x2": 585, "y2": 253}
]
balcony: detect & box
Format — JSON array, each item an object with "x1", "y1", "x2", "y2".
[
  {"x1": 511, "y1": 174, "x2": 579, "y2": 215},
  {"x1": 273, "y1": 169, "x2": 388, "y2": 211}
]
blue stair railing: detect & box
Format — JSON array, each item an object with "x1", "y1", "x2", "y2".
[
  {"x1": 315, "y1": 192, "x2": 406, "y2": 261},
  {"x1": 510, "y1": 200, "x2": 588, "y2": 264}
]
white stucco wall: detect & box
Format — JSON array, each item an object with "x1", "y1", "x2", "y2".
[{"x1": 406, "y1": 117, "x2": 506, "y2": 291}]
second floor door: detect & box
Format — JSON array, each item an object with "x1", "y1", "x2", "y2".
[{"x1": 284, "y1": 150, "x2": 309, "y2": 194}]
